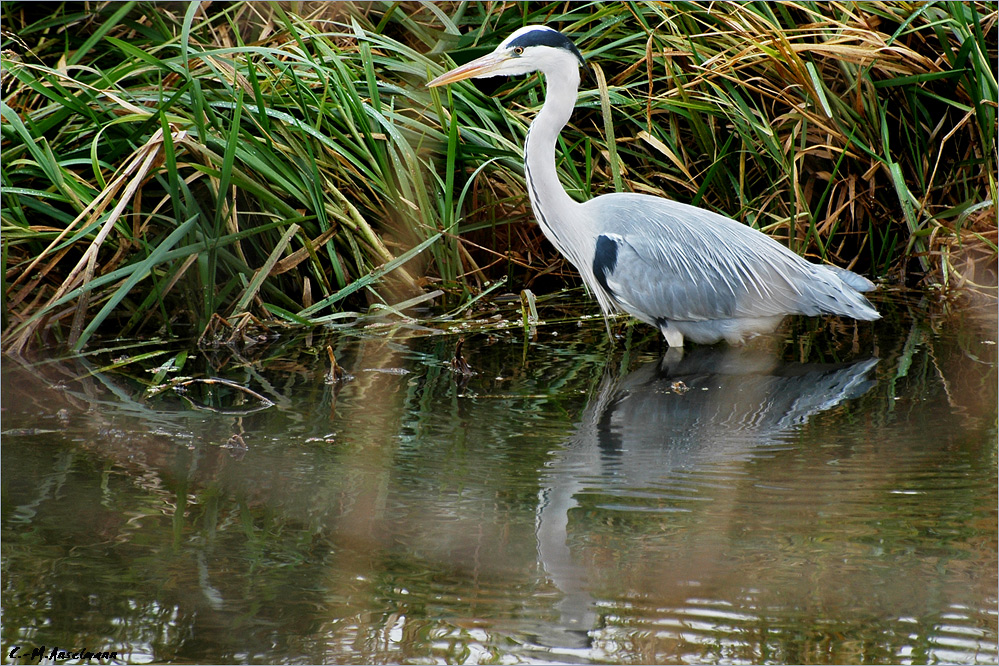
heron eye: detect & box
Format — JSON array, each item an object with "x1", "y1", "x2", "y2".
[{"x1": 513, "y1": 46, "x2": 524, "y2": 55}]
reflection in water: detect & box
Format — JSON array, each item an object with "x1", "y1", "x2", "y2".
[
  {"x1": 2, "y1": 305, "x2": 997, "y2": 664},
  {"x1": 535, "y1": 347, "x2": 878, "y2": 649}
]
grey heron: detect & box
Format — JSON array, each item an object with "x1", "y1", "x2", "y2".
[{"x1": 428, "y1": 25, "x2": 880, "y2": 346}]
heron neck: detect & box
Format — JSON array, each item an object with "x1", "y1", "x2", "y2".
[{"x1": 524, "y1": 68, "x2": 581, "y2": 233}]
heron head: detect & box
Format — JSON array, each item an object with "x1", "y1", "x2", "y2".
[{"x1": 427, "y1": 26, "x2": 585, "y2": 88}]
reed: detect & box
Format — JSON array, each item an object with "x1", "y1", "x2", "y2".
[{"x1": 2, "y1": 2, "x2": 995, "y2": 352}]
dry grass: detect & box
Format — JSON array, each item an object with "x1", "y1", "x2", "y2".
[{"x1": 2, "y1": 1, "x2": 995, "y2": 352}]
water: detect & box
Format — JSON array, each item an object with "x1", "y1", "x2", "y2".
[{"x1": 2, "y1": 295, "x2": 996, "y2": 664}]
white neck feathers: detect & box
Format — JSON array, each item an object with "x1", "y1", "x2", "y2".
[{"x1": 524, "y1": 58, "x2": 583, "y2": 263}]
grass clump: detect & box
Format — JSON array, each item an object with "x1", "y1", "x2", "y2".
[
  {"x1": 2, "y1": 2, "x2": 996, "y2": 353},
  {"x1": 2, "y1": 2, "x2": 474, "y2": 352}
]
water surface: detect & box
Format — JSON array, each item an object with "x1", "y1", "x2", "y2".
[{"x1": 2, "y1": 295, "x2": 996, "y2": 664}]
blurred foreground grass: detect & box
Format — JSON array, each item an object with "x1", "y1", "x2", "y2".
[{"x1": 2, "y1": 1, "x2": 995, "y2": 352}]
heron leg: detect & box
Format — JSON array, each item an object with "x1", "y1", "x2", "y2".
[{"x1": 659, "y1": 321, "x2": 685, "y2": 348}]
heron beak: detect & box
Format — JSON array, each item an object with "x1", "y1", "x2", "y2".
[{"x1": 427, "y1": 51, "x2": 510, "y2": 87}]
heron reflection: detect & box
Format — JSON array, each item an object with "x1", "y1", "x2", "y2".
[{"x1": 533, "y1": 346, "x2": 878, "y2": 649}]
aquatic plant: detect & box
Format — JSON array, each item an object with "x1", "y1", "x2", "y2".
[{"x1": 2, "y1": 2, "x2": 995, "y2": 352}]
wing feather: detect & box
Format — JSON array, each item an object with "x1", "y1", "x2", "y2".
[{"x1": 583, "y1": 193, "x2": 877, "y2": 324}]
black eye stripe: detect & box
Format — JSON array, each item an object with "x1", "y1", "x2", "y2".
[{"x1": 506, "y1": 28, "x2": 585, "y2": 66}]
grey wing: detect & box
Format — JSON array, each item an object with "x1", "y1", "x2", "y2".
[{"x1": 587, "y1": 194, "x2": 876, "y2": 323}]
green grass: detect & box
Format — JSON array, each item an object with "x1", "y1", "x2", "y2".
[{"x1": 2, "y1": 1, "x2": 995, "y2": 352}]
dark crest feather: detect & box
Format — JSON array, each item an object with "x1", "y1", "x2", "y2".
[{"x1": 507, "y1": 28, "x2": 585, "y2": 66}]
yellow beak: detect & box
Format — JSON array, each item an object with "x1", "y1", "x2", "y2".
[{"x1": 427, "y1": 51, "x2": 510, "y2": 88}]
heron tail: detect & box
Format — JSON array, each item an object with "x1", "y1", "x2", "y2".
[
  {"x1": 809, "y1": 265, "x2": 880, "y2": 321},
  {"x1": 821, "y1": 264, "x2": 876, "y2": 293}
]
